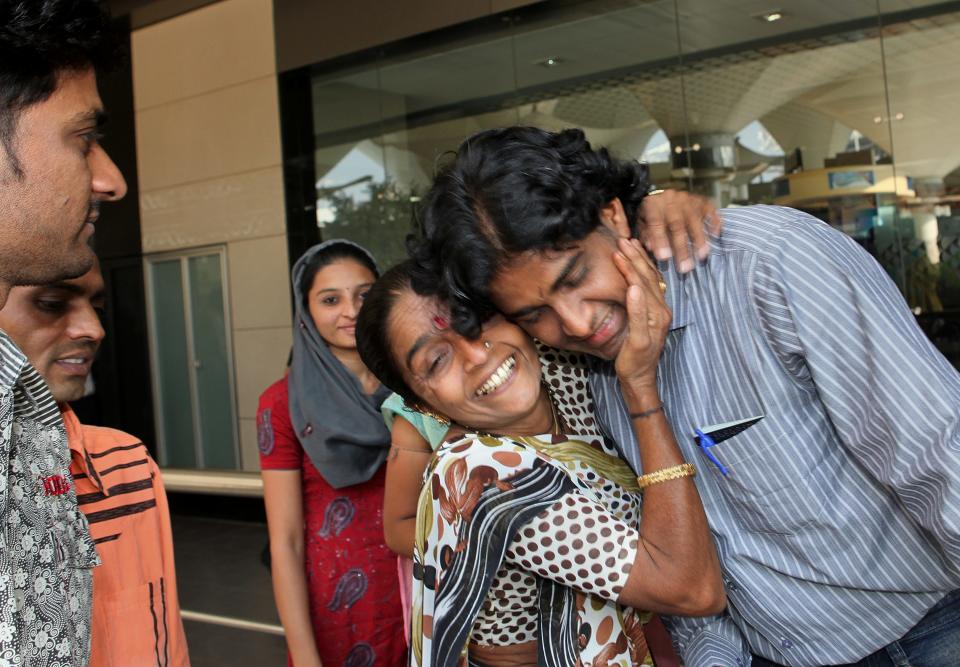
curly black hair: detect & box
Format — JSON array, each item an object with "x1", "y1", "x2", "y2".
[
  {"x1": 0, "y1": 0, "x2": 119, "y2": 176},
  {"x1": 355, "y1": 259, "x2": 432, "y2": 407},
  {"x1": 411, "y1": 126, "x2": 650, "y2": 338}
]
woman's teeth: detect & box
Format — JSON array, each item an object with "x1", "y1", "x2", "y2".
[{"x1": 476, "y1": 356, "x2": 516, "y2": 397}]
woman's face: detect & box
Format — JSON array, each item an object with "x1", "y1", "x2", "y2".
[
  {"x1": 388, "y1": 289, "x2": 545, "y2": 432},
  {"x1": 307, "y1": 259, "x2": 376, "y2": 351}
]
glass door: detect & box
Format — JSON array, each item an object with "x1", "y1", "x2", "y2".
[{"x1": 146, "y1": 247, "x2": 239, "y2": 469}]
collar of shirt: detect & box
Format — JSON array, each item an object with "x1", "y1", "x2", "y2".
[
  {"x1": 0, "y1": 330, "x2": 27, "y2": 391},
  {"x1": 61, "y1": 403, "x2": 108, "y2": 494}
]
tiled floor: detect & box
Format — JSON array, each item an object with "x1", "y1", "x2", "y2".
[
  {"x1": 183, "y1": 620, "x2": 287, "y2": 667},
  {"x1": 170, "y1": 498, "x2": 287, "y2": 665}
]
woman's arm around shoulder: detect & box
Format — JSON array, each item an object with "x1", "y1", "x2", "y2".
[{"x1": 383, "y1": 416, "x2": 434, "y2": 557}]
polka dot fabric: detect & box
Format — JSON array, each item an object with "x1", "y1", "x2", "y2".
[
  {"x1": 470, "y1": 436, "x2": 642, "y2": 648},
  {"x1": 508, "y1": 494, "x2": 638, "y2": 600},
  {"x1": 471, "y1": 565, "x2": 541, "y2": 645},
  {"x1": 469, "y1": 345, "x2": 624, "y2": 648},
  {"x1": 537, "y1": 343, "x2": 618, "y2": 457},
  {"x1": 413, "y1": 430, "x2": 651, "y2": 667}
]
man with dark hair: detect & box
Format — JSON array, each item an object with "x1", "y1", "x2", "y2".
[
  {"x1": 0, "y1": 0, "x2": 126, "y2": 298},
  {"x1": 417, "y1": 126, "x2": 960, "y2": 666},
  {"x1": 0, "y1": 261, "x2": 190, "y2": 666},
  {"x1": 0, "y1": 1, "x2": 127, "y2": 664}
]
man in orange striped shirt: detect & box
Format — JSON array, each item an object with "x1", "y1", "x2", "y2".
[{"x1": 0, "y1": 259, "x2": 190, "y2": 667}]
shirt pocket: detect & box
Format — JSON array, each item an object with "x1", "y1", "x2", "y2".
[
  {"x1": 704, "y1": 418, "x2": 840, "y2": 535},
  {"x1": 91, "y1": 580, "x2": 167, "y2": 667}
]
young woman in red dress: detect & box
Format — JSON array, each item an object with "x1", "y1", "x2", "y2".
[{"x1": 258, "y1": 240, "x2": 407, "y2": 667}]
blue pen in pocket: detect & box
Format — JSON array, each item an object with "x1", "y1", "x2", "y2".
[
  {"x1": 695, "y1": 428, "x2": 729, "y2": 476},
  {"x1": 694, "y1": 415, "x2": 764, "y2": 477}
]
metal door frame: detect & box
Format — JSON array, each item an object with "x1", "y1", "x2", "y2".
[{"x1": 144, "y1": 245, "x2": 240, "y2": 469}]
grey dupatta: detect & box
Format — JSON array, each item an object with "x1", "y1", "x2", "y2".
[{"x1": 288, "y1": 239, "x2": 391, "y2": 488}]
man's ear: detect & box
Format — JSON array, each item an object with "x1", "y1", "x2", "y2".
[{"x1": 598, "y1": 198, "x2": 631, "y2": 238}]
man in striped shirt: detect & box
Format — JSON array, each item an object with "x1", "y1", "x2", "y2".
[
  {"x1": 0, "y1": 260, "x2": 190, "y2": 667},
  {"x1": 415, "y1": 126, "x2": 960, "y2": 666}
]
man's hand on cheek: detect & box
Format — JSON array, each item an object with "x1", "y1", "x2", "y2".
[
  {"x1": 611, "y1": 237, "x2": 671, "y2": 391},
  {"x1": 636, "y1": 190, "x2": 722, "y2": 273}
]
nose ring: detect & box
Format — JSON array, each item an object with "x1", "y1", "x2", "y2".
[{"x1": 483, "y1": 341, "x2": 491, "y2": 349}]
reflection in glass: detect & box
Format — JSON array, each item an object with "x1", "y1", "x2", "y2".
[
  {"x1": 150, "y1": 259, "x2": 195, "y2": 468},
  {"x1": 148, "y1": 252, "x2": 238, "y2": 469},
  {"x1": 188, "y1": 254, "x2": 237, "y2": 469},
  {"x1": 879, "y1": 2, "x2": 960, "y2": 362},
  {"x1": 286, "y1": 0, "x2": 960, "y2": 362}
]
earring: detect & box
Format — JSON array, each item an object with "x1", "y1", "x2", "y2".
[{"x1": 483, "y1": 341, "x2": 492, "y2": 349}]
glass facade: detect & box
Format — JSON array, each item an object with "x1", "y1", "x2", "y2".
[{"x1": 279, "y1": 0, "x2": 960, "y2": 364}]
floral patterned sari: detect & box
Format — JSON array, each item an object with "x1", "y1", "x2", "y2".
[{"x1": 411, "y1": 432, "x2": 653, "y2": 667}]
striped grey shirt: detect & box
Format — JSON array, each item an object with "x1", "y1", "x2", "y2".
[{"x1": 588, "y1": 206, "x2": 960, "y2": 667}]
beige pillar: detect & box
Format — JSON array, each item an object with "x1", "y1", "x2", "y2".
[{"x1": 131, "y1": 0, "x2": 291, "y2": 471}]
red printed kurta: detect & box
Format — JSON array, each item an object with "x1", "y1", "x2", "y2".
[{"x1": 258, "y1": 378, "x2": 406, "y2": 667}]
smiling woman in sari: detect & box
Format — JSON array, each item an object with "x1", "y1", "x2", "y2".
[{"x1": 356, "y1": 254, "x2": 724, "y2": 667}]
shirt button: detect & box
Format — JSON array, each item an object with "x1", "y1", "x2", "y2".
[
  {"x1": 301, "y1": 423, "x2": 313, "y2": 436},
  {"x1": 781, "y1": 638, "x2": 794, "y2": 649}
]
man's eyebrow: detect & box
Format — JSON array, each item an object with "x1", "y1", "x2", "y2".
[
  {"x1": 405, "y1": 333, "x2": 431, "y2": 371},
  {"x1": 39, "y1": 282, "x2": 85, "y2": 296},
  {"x1": 70, "y1": 109, "x2": 108, "y2": 128},
  {"x1": 550, "y1": 252, "x2": 582, "y2": 292},
  {"x1": 502, "y1": 252, "x2": 582, "y2": 320}
]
